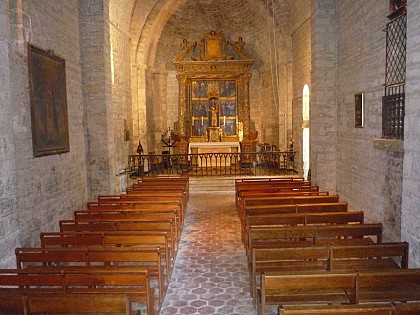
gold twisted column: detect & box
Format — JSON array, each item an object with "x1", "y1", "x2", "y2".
[
  {"x1": 177, "y1": 74, "x2": 188, "y2": 137},
  {"x1": 241, "y1": 73, "x2": 252, "y2": 139}
]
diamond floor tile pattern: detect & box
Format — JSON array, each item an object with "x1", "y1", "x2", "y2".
[{"x1": 159, "y1": 191, "x2": 277, "y2": 315}]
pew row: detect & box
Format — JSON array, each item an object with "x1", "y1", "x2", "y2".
[
  {"x1": 242, "y1": 209, "x2": 363, "y2": 245},
  {"x1": 278, "y1": 303, "x2": 420, "y2": 315},
  {"x1": 40, "y1": 231, "x2": 173, "y2": 275},
  {"x1": 238, "y1": 194, "x2": 340, "y2": 217},
  {"x1": 0, "y1": 268, "x2": 154, "y2": 315},
  {"x1": 250, "y1": 242, "x2": 409, "y2": 303},
  {"x1": 247, "y1": 223, "x2": 383, "y2": 262},
  {"x1": 0, "y1": 292, "x2": 139, "y2": 315},
  {"x1": 15, "y1": 246, "x2": 165, "y2": 305},
  {"x1": 258, "y1": 269, "x2": 420, "y2": 315},
  {"x1": 74, "y1": 209, "x2": 181, "y2": 242},
  {"x1": 241, "y1": 202, "x2": 349, "y2": 238},
  {"x1": 59, "y1": 218, "x2": 178, "y2": 252}
]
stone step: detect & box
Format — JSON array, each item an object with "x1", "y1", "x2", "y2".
[{"x1": 189, "y1": 176, "x2": 236, "y2": 192}]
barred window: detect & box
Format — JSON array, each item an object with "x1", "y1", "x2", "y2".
[{"x1": 382, "y1": 2, "x2": 406, "y2": 140}]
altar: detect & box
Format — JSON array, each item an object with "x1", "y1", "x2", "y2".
[{"x1": 189, "y1": 142, "x2": 240, "y2": 167}]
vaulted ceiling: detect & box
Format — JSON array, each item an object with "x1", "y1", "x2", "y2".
[{"x1": 125, "y1": 0, "x2": 307, "y2": 70}]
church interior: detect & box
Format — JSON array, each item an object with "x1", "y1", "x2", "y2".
[{"x1": 1, "y1": 0, "x2": 420, "y2": 313}]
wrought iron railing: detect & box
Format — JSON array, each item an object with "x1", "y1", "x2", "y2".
[{"x1": 127, "y1": 151, "x2": 298, "y2": 177}]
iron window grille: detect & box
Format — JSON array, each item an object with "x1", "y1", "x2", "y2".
[{"x1": 382, "y1": 7, "x2": 406, "y2": 140}]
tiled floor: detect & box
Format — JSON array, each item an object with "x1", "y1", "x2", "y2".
[{"x1": 159, "y1": 191, "x2": 271, "y2": 315}]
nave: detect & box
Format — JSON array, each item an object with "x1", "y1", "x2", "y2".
[
  {"x1": 1, "y1": 176, "x2": 419, "y2": 315},
  {"x1": 160, "y1": 191, "x2": 256, "y2": 315}
]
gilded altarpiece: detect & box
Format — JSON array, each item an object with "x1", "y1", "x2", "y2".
[{"x1": 173, "y1": 31, "x2": 254, "y2": 142}]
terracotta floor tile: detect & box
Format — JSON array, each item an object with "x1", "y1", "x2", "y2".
[{"x1": 159, "y1": 191, "x2": 269, "y2": 315}]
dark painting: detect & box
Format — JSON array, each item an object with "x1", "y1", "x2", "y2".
[
  {"x1": 28, "y1": 44, "x2": 69, "y2": 157},
  {"x1": 354, "y1": 92, "x2": 364, "y2": 128}
]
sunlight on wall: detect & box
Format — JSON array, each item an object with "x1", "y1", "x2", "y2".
[
  {"x1": 302, "y1": 84, "x2": 310, "y2": 180},
  {"x1": 110, "y1": 42, "x2": 115, "y2": 84}
]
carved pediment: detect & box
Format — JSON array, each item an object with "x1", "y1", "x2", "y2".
[{"x1": 173, "y1": 31, "x2": 254, "y2": 66}]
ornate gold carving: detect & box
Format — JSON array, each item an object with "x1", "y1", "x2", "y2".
[{"x1": 174, "y1": 32, "x2": 255, "y2": 142}]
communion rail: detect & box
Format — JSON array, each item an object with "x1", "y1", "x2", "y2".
[{"x1": 127, "y1": 151, "x2": 297, "y2": 177}]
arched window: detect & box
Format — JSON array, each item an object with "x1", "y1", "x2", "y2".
[{"x1": 302, "y1": 84, "x2": 310, "y2": 180}]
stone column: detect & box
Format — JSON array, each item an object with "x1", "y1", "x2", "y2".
[
  {"x1": 79, "y1": 0, "x2": 115, "y2": 198},
  {"x1": 402, "y1": 0, "x2": 420, "y2": 267},
  {"x1": 176, "y1": 74, "x2": 187, "y2": 137},
  {"x1": 0, "y1": 0, "x2": 20, "y2": 268}
]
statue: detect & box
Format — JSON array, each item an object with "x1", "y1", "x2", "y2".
[{"x1": 209, "y1": 98, "x2": 219, "y2": 127}]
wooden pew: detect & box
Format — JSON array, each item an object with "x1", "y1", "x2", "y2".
[
  {"x1": 242, "y1": 202, "x2": 348, "y2": 231},
  {"x1": 0, "y1": 268, "x2": 154, "y2": 315},
  {"x1": 235, "y1": 177, "x2": 309, "y2": 200},
  {"x1": 239, "y1": 197, "x2": 344, "y2": 233},
  {"x1": 315, "y1": 223, "x2": 383, "y2": 245},
  {"x1": 328, "y1": 242, "x2": 409, "y2": 270},
  {"x1": 238, "y1": 190, "x2": 331, "y2": 213},
  {"x1": 0, "y1": 292, "x2": 26, "y2": 314},
  {"x1": 250, "y1": 246, "x2": 329, "y2": 303},
  {"x1": 86, "y1": 201, "x2": 184, "y2": 227},
  {"x1": 15, "y1": 246, "x2": 165, "y2": 304},
  {"x1": 40, "y1": 231, "x2": 173, "y2": 274},
  {"x1": 393, "y1": 302, "x2": 420, "y2": 315},
  {"x1": 250, "y1": 242, "x2": 408, "y2": 304},
  {"x1": 236, "y1": 179, "x2": 315, "y2": 205},
  {"x1": 278, "y1": 303, "x2": 394, "y2": 315},
  {"x1": 75, "y1": 208, "x2": 181, "y2": 241},
  {"x1": 356, "y1": 269, "x2": 420, "y2": 304},
  {"x1": 238, "y1": 194, "x2": 339, "y2": 217},
  {"x1": 241, "y1": 202, "x2": 348, "y2": 237},
  {"x1": 59, "y1": 218, "x2": 178, "y2": 252},
  {"x1": 258, "y1": 269, "x2": 420, "y2": 315},
  {"x1": 241, "y1": 203, "x2": 354, "y2": 244},
  {"x1": 26, "y1": 294, "x2": 137, "y2": 314},
  {"x1": 135, "y1": 177, "x2": 189, "y2": 200},
  {"x1": 247, "y1": 223, "x2": 383, "y2": 262},
  {"x1": 258, "y1": 271, "x2": 357, "y2": 315},
  {"x1": 100, "y1": 193, "x2": 187, "y2": 216},
  {"x1": 237, "y1": 186, "x2": 321, "y2": 210},
  {"x1": 245, "y1": 202, "x2": 349, "y2": 216},
  {"x1": 243, "y1": 210, "x2": 364, "y2": 249}
]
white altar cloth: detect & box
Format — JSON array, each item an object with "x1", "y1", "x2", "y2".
[
  {"x1": 188, "y1": 141, "x2": 240, "y2": 153},
  {"x1": 188, "y1": 142, "x2": 240, "y2": 166}
]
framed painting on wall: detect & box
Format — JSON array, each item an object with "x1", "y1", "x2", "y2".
[
  {"x1": 28, "y1": 44, "x2": 70, "y2": 157},
  {"x1": 354, "y1": 92, "x2": 364, "y2": 128}
]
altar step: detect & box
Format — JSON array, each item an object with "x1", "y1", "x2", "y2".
[{"x1": 189, "y1": 176, "x2": 236, "y2": 193}]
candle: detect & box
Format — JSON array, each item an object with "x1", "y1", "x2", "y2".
[
  {"x1": 201, "y1": 116, "x2": 203, "y2": 125},
  {"x1": 223, "y1": 116, "x2": 226, "y2": 124}
]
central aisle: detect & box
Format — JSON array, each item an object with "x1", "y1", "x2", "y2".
[{"x1": 160, "y1": 191, "x2": 256, "y2": 315}]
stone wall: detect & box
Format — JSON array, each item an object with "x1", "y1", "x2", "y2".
[
  {"x1": 0, "y1": 0, "x2": 20, "y2": 268},
  {"x1": 290, "y1": 0, "x2": 312, "y2": 173},
  {"x1": 310, "y1": 0, "x2": 338, "y2": 192},
  {"x1": 0, "y1": 0, "x2": 88, "y2": 267},
  {"x1": 402, "y1": 0, "x2": 420, "y2": 267},
  {"x1": 335, "y1": 0, "x2": 405, "y2": 243}
]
